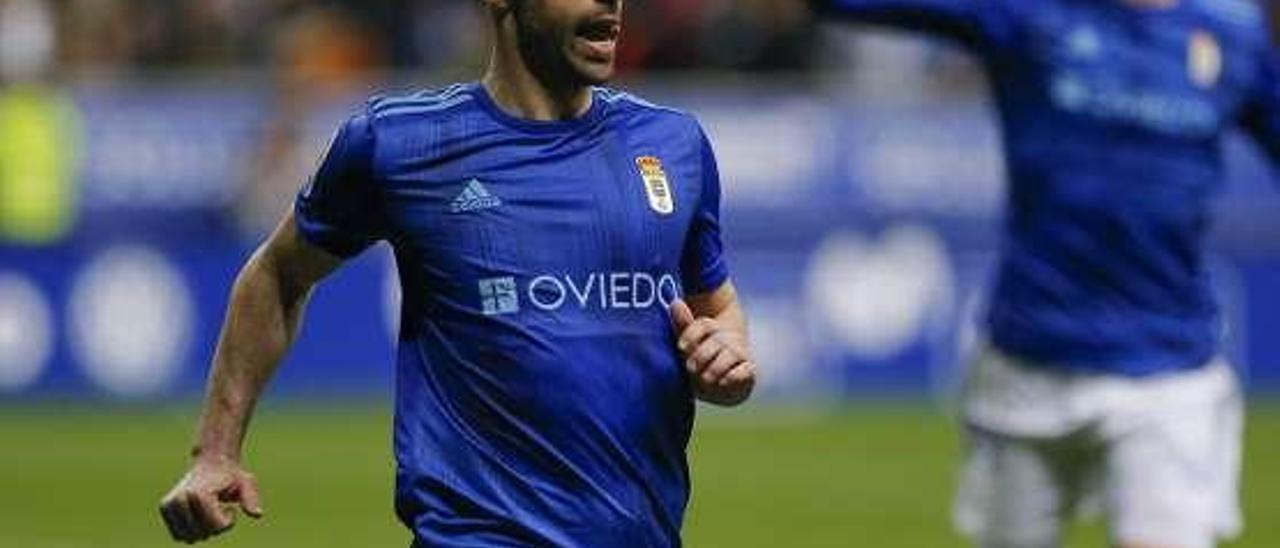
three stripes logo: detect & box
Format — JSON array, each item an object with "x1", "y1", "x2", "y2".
[{"x1": 450, "y1": 178, "x2": 503, "y2": 213}]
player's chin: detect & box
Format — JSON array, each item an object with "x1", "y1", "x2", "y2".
[
  {"x1": 567, "y1": 61, "x2": 614, "y2": 86},
  {"x1": 567, "y1": 45, "x2": 616, "y2": 84}
]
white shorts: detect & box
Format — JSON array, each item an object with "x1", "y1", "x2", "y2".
[{"x1": 953, "y1": 348, "x2": 1243, "y2": 548}]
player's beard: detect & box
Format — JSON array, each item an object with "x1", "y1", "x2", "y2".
[{"x1": 511, "y1": 0, "x2": 617, "y2": 92}]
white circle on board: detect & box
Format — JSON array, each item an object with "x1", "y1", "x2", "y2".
[
  {"x1": 70, "y1": 245, "x2": 193, "y2": 397},
  {"x1": 805, "y1": 224, "x2": 955, "y2": 359},
  {"x1": 0, "y1": 272, "x2": 54, "y2": 391}
]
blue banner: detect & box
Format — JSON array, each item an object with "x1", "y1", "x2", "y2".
[{"x1": 2, "y1": 83, "x2": 1278, "y2": 399}]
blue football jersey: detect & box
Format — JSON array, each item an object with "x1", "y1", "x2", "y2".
[
  {"x1": 821, "y1": 0, "x2": 1280, "y2": 375},
  {"x1": 295, "y1": 83, "x2": 729, "y2": 547}
]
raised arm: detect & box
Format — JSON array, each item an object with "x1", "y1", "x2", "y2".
[
  {"x1": 158, "y1": 213, "x2": 342, "y2": 543},
  {"x1": 812, "y1": 0, "x2": 1009, "y2": 49}
]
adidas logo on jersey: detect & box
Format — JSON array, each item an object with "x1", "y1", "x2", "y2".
[{"x1": 450, "y1": 178, "x2": 503, "y2": 213}]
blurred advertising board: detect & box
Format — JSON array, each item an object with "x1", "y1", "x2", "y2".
[{"x1": 1, "y1": 82, "x2": 1278, "y2": 400}]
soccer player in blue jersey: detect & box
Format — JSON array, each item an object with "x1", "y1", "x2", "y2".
[
  {"x1": 158, "y1": 0, "x2": 757, "y2": 545},
  {"x1": 811, "y1": 0, "x2": 1279, "y2": 547}
]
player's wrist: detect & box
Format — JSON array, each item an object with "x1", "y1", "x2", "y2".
[{"x1": 190, "y1": 445, "x2": 241, "y2": 467}]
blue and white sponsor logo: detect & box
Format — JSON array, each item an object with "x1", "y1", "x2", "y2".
[
  {"x1": 450, "y1": 178, "x2": 503, "y2": 213},
  {"x1": 479, "y1": 272, "x2": 681, "y2": 316},
  {"x1": 1049, "y1": 73, "x2": 1220, "y2": 137},
  {"x1": 479, "y1": 277, "x2": 520, "y2": 316}
]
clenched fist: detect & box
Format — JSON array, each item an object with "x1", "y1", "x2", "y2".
[
  {"x1": 159, "y1": 457, "x2": 263, "y2": 544},
  {"x1": 670, "y1": 299, "x2": 757, "y2": 406}
]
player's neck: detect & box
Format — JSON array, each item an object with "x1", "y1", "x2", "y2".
[{"x1": 481, "y1": 42, "x2": 592, "y2": 123}]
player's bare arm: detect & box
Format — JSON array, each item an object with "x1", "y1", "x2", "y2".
[
  {"x1": 671, "y1": 282, "x2": 756, "y2": 407},
  {"x1": 159, "y1": 211, "x2": 342, "y2": 544}
]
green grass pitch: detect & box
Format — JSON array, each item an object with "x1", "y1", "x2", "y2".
[{"x1": 1, "y1": 403, "x2": 1276, "y2": 547}]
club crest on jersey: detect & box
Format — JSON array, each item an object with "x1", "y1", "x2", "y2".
[
  {"x1": 635, "y1": 156, "x2": 674, "y2": 215},
  {"x1": 1188, "y1": 30, "x2": 1222, "y2": 89}
]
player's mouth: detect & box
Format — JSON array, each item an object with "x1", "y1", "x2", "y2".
[{"x1": 574, "y1": 16, "x2": 620, "y2": 61}]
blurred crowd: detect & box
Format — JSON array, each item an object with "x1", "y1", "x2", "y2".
[
  {"x1": 6, "y1": 0, "x2": 1272, "y2": 244},
  {"x1": 4, "y1": 0, "x2": 1279, "y2": 98},
  {"x1": 0, "y1": 0, "x2": 921, "y2": 244},
  {"x1": 0, "y1": 0, "x2": 1025, "y2": 105},
  {"x1": 1, "y1": 0, "x2": 834, "y2": 80}
]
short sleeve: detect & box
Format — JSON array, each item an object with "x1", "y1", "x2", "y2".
[
  {"x1": 294, "y1": 110, "x2": 383, "y2": 258},
  {"x1": 1242, "y1": 50, "x2": 1280, "y2": 168},
  {"x1": 680, "y1": 128, "x2": 731, "y2": 296}
]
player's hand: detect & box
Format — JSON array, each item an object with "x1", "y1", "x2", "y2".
[
  {"x1": 671, "y1": 299, "x2": 757, "y2": 406},
  {"x1": 159, "y1": 456, "x2": 263, "y2": 544}
]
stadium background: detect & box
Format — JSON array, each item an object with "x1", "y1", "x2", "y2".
[{"x1": 0, "y1": 0, "x2": 1277, "y2": 546}]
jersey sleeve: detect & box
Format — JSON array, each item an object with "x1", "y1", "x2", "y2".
[
  {"x1": 1242, "y1": 50, "x2": 1280, "y2": 171},
  {"x1": 812, "y1": 0, "x2": 1013, "y2": 50},
  {"x1": 680, "y1": 127, "x2": 731, "y2": 296},
  {"x1": 293, "y1": 109, "x2": 384, "y2": 258}
]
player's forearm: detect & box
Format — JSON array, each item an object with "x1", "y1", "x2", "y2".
[
  {"x1": 710, "y1": 298, "x2": 748, "y2": 338},
  {"x1": 193, "y1": 248, "x2": 313, "y2": 463},
  {"x1": 687, "y1": 283, "x2": 749, "y2": 337}
]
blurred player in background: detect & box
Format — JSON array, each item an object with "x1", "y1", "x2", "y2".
[
  {"x1": 159, "y1": 0, "x2": 757, "y2": 545},
  {"x1": 810, "y1": 0, "x2": 1280, "y2": 547}
]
